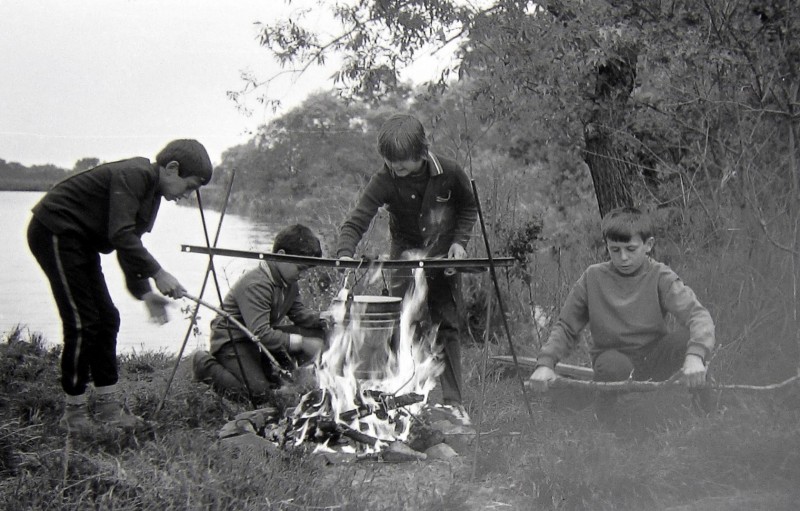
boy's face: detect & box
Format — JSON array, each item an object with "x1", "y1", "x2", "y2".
[
  {"x1": 384, "y1": 157, "x2": 425, "y2": 177},
  {"x1": 159, "y1": 161, "x2": 203, "y2": 202},
  {"x1": 606, "y1": 235, "x2": 654, "y2": 275},
  {"x1": 274, "y1": 262, "x2": 310, "y2": 284}
]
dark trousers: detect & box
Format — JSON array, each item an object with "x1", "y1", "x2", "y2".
[
  {"x1": 591, "y1": 329, "x2": 692, "y2": 413},
  {"x1": 591, "y1": 329, "x2": 689, "y2": 383},
  {"x1": 27, "y1": 218, "x2": 121, "y2": 396},
  {"x1": 196, "y1": 325, "x2": 323, "y2": 403},
  {"x1": 390, "y1": 265, "x2": 463, "y2": 404}
]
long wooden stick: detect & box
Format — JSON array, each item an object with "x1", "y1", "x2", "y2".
[
  {"x1": 470, "y1": 179, "x2": 534, "y2": 419},
  {"x1": 196, "y1": 188, "x2": 260, "y2": 406},
  {"x1": 543, "y1": 374, "x2": 800, "y2": 393}
]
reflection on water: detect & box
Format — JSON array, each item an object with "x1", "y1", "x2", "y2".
[{"x1": 1, "y1": 191, "x2": 274, "y2": 355}]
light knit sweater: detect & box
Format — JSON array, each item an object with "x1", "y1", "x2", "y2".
[{"x1": 537, "y1": 258, "x2": 715, "y2": 368}]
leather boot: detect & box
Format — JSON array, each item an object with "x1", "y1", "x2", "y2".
[
  {"x1": 60, "y1": 393, "x2": 94, "y2": 433},
  {"x1": 94, "y1": 384, "x2": 143, "y2": 429}
]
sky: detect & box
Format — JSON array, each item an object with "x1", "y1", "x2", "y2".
[{"x1": 0, "y1": 0, "x2": 341, "y2": 169}]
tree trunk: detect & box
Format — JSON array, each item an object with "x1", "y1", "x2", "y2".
[{"x1": 583, "y1": 51, "x2": 637, "y2": 217}]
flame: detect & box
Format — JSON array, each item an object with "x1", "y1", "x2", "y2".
[{"x1": 299, "y1": 266, "x2": 443, "y2": 452}]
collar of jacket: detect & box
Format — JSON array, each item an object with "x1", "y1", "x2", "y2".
[
  {"x1": 388, "y1": 151, "x2": 444, "y2": 179},
  {"x1": 259, "y1": 260, "x2": 287, "y2": 287},
  {"x1": 151, "y1": 161, "x2": 162, "y2": 196},
  {"x1": 426, "y1": 151, "x2": 444, "y2": 177}
]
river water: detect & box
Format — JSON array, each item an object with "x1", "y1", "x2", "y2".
[{"x1": 1, "y1": 191, "x2": 274, "y2": 355}]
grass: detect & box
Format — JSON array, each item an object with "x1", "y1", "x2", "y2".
[{"x1": 1, "y1": 324, "x2": 799, "y2": 510}]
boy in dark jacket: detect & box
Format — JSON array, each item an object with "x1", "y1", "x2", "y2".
[
  {"x1": 528, "y1": 207, "x2": 715, "y2": 420},
  {"x1": 335, "y1": 113, "x2": 478, "y2": 425},
  {"x1": 27, "y1": 139, "x2": 213, "y2": 432},
  {"x1": 192, "y1": 224, "x2": 326, "y2": 404}
]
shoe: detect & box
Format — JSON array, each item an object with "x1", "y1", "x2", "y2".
[
  {"x1": 94, "y1": 384, "x2": 143, "y2": 429},
  {"x1": 438, "y1": 403, "x2": 472, "y2": 426},
  {"x1": 191, "y1": 350, "x2": 214, "y2": 383},
  {"x1": 60, "y1": 394, "x2": 94, "y2": 433}
]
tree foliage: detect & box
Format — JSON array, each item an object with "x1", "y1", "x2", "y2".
[
  {"x1": 255, "y1": 0, "x2": 799, "y2": 223},
  {"x1": 73, "y1": 157, "x2": 100, "y2": 173}
]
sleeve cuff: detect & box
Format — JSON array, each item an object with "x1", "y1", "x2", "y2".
[
  {"x1": 536, "y1": 354, "x2": 557, "y2": 370},
  {"x1": 288, "y1": 334, "x2": 303, "y2": 352},
  {"x1": 129, "y1": 279, "x2": 153, "y2": 300},
  {"x1": 686, "y1": 344, "x2": 708, "y2": 363}
]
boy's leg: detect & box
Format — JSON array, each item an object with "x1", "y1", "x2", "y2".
[
  {"x1": 637, "y1": 329, "x2": 716, "y2": 413},
  {"x1": 388, "y1": 266, "x2": 414, "y2": 353},
  {"x1": 593, "y1": 349, "x2": 636, "y2": 381},
  {"x1": 81, "y1": 261, "x2": 121, "y2": 389},
  {"x1": 71, "y1": 260, "x2": 143, "y2": 427},
  {"x1": 215, "y1": 341, "x2": 273, "y2": 403},
  {"x1": 428, "y1": 271, "x2": 463, "y2": 406},
  {"x1": 635, "y1": 329, "x2": 688, "y2": 382},
  {"x1": 192, "y1": 349, "x2": 245, "y2": 395},
  {"x1": 591, "y1": 349, "x2": 635, "y2": 423},
  {"x1": 27, "y1": 219, "x2": 113, "y2": 397}
]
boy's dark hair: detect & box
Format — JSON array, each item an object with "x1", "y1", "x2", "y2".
[
  {"x1": 273, "y1": 224, "x2": 322, "y2": 257},
  {"x1": 156, "y1": 139, "x2": 213, "y2": 185},
  {"x1": 601, "y1": 207, "x2": 654, "y2": 242},
  {"x1": 377, "y1": 114, "x2": 429, "y2": 162}
]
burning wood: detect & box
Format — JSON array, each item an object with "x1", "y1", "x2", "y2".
[
  {"x1": 218, "y1": 268, "x2": 470, "y2": 461},
  {"x1": 287, "y1": 388, "x2": 425, "y2": 448}
]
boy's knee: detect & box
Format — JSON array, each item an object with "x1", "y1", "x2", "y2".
[
  {"x1": 593, "y1": 350, "x2": 634, "y2": 382},
  {"x1": 192, "y1": 350, "x2": 247, "y2": 392}
]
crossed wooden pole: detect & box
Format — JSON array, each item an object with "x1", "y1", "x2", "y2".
[{"x1": 155, "y1": 169, "x2": 252, "y2": 414}]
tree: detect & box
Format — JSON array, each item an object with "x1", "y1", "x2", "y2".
[{"x1": 73, "y1": 157, "x2": 100, "y2": 173}]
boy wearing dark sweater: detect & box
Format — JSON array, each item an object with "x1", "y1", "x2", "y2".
[
  {"x1": 528, "y1": 207, "x2": 715, "y2": 417},
  {"x1": 334, "y1": 113, "x2": 478, "y2": 425},
  {"x1": 27, "y1": 139, "x2": 213, "y2": 432}
]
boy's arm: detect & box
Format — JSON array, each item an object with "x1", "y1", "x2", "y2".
[
  {"x1": 536, "y1": 272, "x2": 590, "y2": 369},
  {"x1": 336, "y1": 174, "x2": 388, "y2": 258},
  {"x1": 661, "y1": 278, "x2": 716, "y2": 362},
  {"x1": 236, "y1": 278, "x2": 293, "y2": 352},
  {"x1": 451, "y1": 166, "x2": 478, "y2": 249},
  {"x1": 286, "y1": 291, "x2": 324, "y2": 330},
  {"x1": 107, "y1": 166, "x2": 162, "y2": 298}
]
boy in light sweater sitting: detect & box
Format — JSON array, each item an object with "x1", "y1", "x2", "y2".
[{"x1": 528, "y1": 207, "x2": 715, "y2": 417}]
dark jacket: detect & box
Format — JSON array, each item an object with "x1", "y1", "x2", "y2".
[
  {"x1": 335, "y1": 152, "x2": 478, "y2": 258},
  {"x1": 31, "y1": 157, "x2": 162, "y2": 298},
  {"x1": 209, "y1": 262, "x2": 323, "y2": 355}
]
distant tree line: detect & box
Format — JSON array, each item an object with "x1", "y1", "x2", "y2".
[
  {"x1": 0, "y1": 157, "x2": 100, "y2": 191},
  {"x1": 0, "y1": 160, "x2": 70, "y2": 191}
]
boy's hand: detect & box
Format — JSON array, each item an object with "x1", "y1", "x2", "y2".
[
  {"x1": 301, "y1": 337, "x2": 325, "y2": 358},
  {"x1": 319, "y1": 311, "x2": 334, "y2": 330},
  {"x1": 681, "y1": 354, "x2": 707, "y2": 388},
  {"x1": 142, "y1": 291, "x2": 170, "y2": 324},
  {"x1": 527, "y1": 365, "x2": 557, "y2": 392},
  {"x1": 154, "y1": 269, "x2": 186, "y2": 298},
  {"x1": 448, "y1": 243, "x2": 466, "y2": 259},
  {"x1": 289, "y1": 334, "x2": 325, "y2": 358}
]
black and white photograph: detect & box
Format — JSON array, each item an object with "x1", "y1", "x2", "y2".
[{"x1": 1, "y1": 1, "x2": 798, "y2": 509}]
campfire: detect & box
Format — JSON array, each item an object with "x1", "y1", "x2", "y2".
[{"x1": 220, "y1": 268, "x2": 468, "y2": 462}]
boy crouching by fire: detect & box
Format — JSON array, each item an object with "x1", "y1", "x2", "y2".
[{"x1": 192, "y1": 224, "x2": 327, "y2": 404}]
